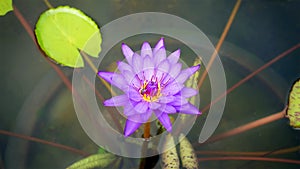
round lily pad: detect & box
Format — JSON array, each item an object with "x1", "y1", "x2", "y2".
[
  {"x1": 35, "y1": 6, "x2": 102, "y2": 68},
  {"x1": 0, "y1": 0, "x2": 13, "y2": 16}
]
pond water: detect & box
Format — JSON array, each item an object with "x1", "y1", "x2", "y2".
[{"x1": 1, "y1": 0, "x2": 299, "y2": 169}]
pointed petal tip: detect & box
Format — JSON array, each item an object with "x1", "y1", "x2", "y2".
[
  {"x1": 123, "y1": 131, "x2": 130, "y2": 137},
  {"x1": 155, "y1": 38, "x2": 165, "y2": 48},
  {"x1": 97, "y1": 71, "x2": 112, "y2": 78},
  {"x1": 158, "y1": 37, "x2": 165, "y2": 45},
  {"x1": 195, "y1": 110, "x2": 202, "y2": 115},
  {"x1": 124, "y1": 128, "x2": 135, "y2": 137},
  {"x1": 175, "y1": 49, "x2": 180, "y2": 56},
  {"x1": 166, "y1": 126, "x2": 172, "y2": 132},
  {"x1": 103, "y1": 100, "x2": 113, "y2": 107},
  {"x1": 123, "y1": 120, "x2": 142, "y2": 137},
  {"x1": 121, "y1": 43, "x2": 133, "y2": 50},
  {"x1": 103, "y1": 100, "x2": 108, "y2": 105},
  {"x1": 97, "y1": 71, "x2": 108, "y2": 78},
  {"x1": 121, "y1": 43, "x2": 134, "y2": 55},
  {"x1": 142, "y1": 41, "x2": 150, "y2": 46}
]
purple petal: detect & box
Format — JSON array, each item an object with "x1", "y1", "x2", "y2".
[
  {"x1": 167, "y1": 49, "x2": 180, "y2": 64},
  {"x1": 124, "y1": 120, "x2": 142, "y2": 137},
  {"x1": 141, "y1": 42, "x2": 153, "y2": 58},
  {"x1": 149, "y1": 102, "x2": 161, "y2": 109},
  {"x1": 134, "y1": 101, "x2": 149, "y2": 114},
  {"x1": 176, "y1": 103, "x2": 201, "y2": 115},
  {"x1": 153, "y1": 47, "x2": 166, "y2": 66},
  {"x1": 160, "y1": 104, "x2": 177, "y2": 114},
  {"x1": 168, "y1": 63, "x2": 182, "y2": 79},
  {"x1": 153, "y1": 38, "x2": 164, "y2": 54},
  {"x1": 127, "y1": 110, "x2": 152, "y2": 123},
  {"x1": 180, "y1": 87, "x2": 198, "y2": 98},
  {"x1": 127, "y1": 88, "x2": 142, "y2": 102},
  {"x1": 156, "y1": 113, "x2": 172, "y2": 132},
  {"x1": 143, "y1": 69, "x2": 154, "y2": 82},
  {"x1": 170, "y1": 95, "x2": 188, "y2": 106},
  {"x1": 159, "y1": 96, "x2": 176, "y2": 103},
  {"x1": 124, "y1": 103, "x2": 136, "y2": 116},
  {"x1": 117, "y1": 61, "x2": 132, "y2": 73},
  {"x1": 175, "y1": 65, "x2": 200, "y2": 84},
  {"x1": 161, "y1": 81, "x2": 184, "y2": 96},
  {"x1": 156, "y1": 59, "x2": 170, "y2": 80},
  {"x1": 132, "y1": 53, "x2": 143, "y2": 74},
  {"x1": 98, "y1": 72, "x2": 128, "y2": 90},
  {"x1": 161, "y1": 74, "x2": 173, "y2": 86},
  {"x1": 122, "y1": 43, "x2": 134, "y2": 64},
  {"x1": 143, "y1": 56, "x2": 155, "y2": 81},
  {"x1": 103, "y1": 95, "x2": 128, "y2": 106},
  {"x1": 122, "y1": 70, "x2": 141, "y2": 87}
]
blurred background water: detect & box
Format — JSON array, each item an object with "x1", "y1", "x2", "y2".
[{"x1": 0, "y1": 0, "x2": 299, "y2": 168}]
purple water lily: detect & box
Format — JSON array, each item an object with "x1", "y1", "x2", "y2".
[{"x1": 98, "y1": 38, "x2": 201, "y2": 137}]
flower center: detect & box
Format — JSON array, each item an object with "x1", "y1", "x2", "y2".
[{"x1": 139, "y1": 77, "x2": 161, "y2": 102}]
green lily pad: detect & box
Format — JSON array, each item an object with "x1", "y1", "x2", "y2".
[
  {"x1": 0, "y1": 0, "x2": 13, "y2": 16},
  {"x1": 35, "y1": 6, "x2": 102, "y2": 68},
  {"x1": 66, "y1": 153, "x2": 116, "y2": 169},
  {"x1": 287, "y1": 78, "x2": 300, "y2": 129}
]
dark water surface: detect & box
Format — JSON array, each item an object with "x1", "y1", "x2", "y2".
[{"x1": 1, "y1": 0, "x2": 299, "y2": 168}]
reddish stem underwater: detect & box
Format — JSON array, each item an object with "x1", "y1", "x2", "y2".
[
  {"x1": 13, "y1": 5, "x2": 73, "y2": 92},
  {"x1": 198, "y1": 156, "x2": 300, "y2": 165},
  {"x1": 0, "y1": 130, "x2": 89, "y2": 157},
  {"x1": 202, "y1": 108, "x2": 286, "y2": 144},
  {"x1": 201, "y1": 43, "x2": 300, "y2": 113},
  {"x1": 197, "y1": 0, "x2": 242, "y2": 89},
  {"x1": 196, "y1": 145, "x2": 300, "y2": 156},
  {"x1": 12, "y1": 5, "x2": 123, "y2": 154}
]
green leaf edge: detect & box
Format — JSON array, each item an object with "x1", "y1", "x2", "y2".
[
  {"x1": 35, "y1": 6, "x2": 101, "y2": 68},
  {"x1": 66, "y1": 153, "x2": 116, "y2": 169}
]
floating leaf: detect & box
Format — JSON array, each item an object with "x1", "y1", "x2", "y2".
[
  {"x1": 185, "y1": 57, "x2": 201, "y2": 104},
  {"x1": 0, "y1": 0, "x2": 13, "y2": 16},
  {"x1": 35, "y1": 6, "x2": 102, "y2": 68},
  {"x1": 180, "y1": 58, "x2": 201, "y2": 121},
  {"x1": 66, "y1": 153, "x2": 116, "y2": 169},
  {"x1": 286, "y1": 78, "x2": 300, "y2": 129},
  {"x1": 179, "y1": 134, "x2": 198, "y2": 169},
  {"x1": 161, "y1": 134, "x2": 179, "y2": 169}
]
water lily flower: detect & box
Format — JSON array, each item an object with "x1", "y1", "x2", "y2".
[{"x1": 98, "y1": 38, "x2": 201, "y2": 137}]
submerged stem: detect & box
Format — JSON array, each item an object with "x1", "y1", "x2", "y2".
[
  {"x1": 201, "y1": 43, "x2": 300, "y2": 114},
  {"x1": 201, "y1": 108, "x2": 286, "y2": 145},
  {"x1": 197, "y1": 0, "x2": 242, "y2": 89},
  {"x1": 0, "y1": 130, "x2": 89, "y2": 156},
  {"x1": 196, "y1": 145, "x2": 300, "y2": 156},
  {"x1": 43, "y1": 0, "x2": 53, "y2": 8},
  {"x1": 198, "y1": 156, "x2": 300, "y2": 165},
  {"x1": 138, "y1": 122, "x2": 151, "y2": 169},
  {"x1": 143, "y1": 122, "x2": 151, "y2": 139}
]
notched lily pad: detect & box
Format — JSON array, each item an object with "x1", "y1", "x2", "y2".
[
  {"x1": 286, "y1": 78, "x2": 300, "y2": 129},
  {"x1": 0, "y1": 0, "x2": 13, "y2": 16},
  {"x1": 35, "y1": 6, "x2": 102, "y2": 68}
]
